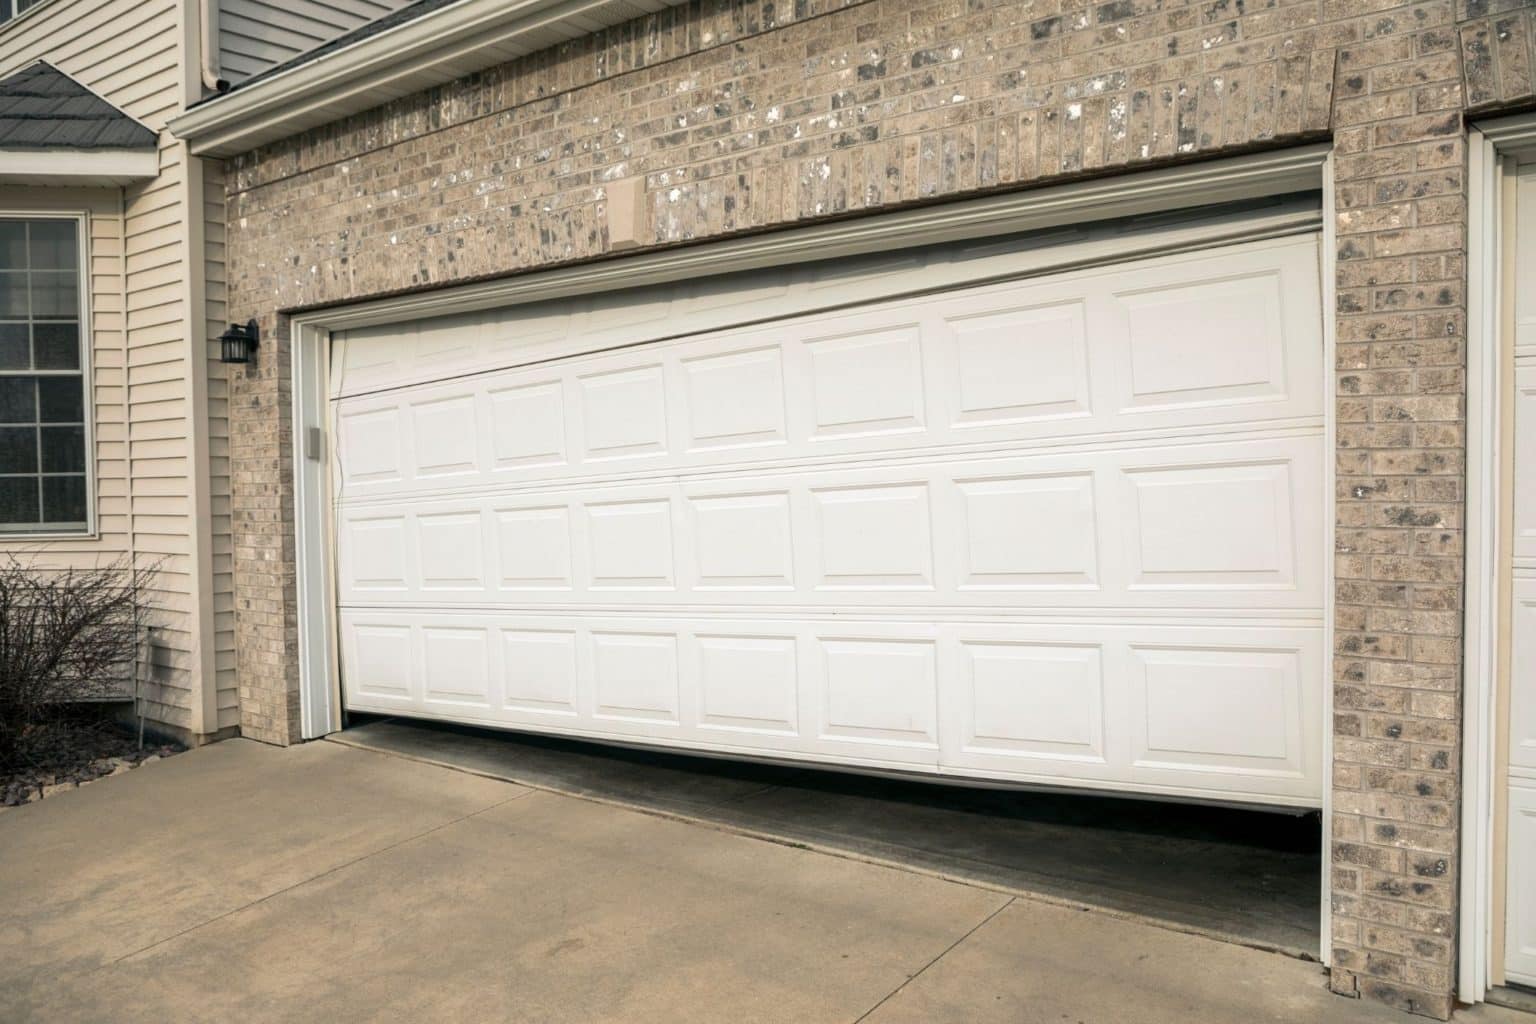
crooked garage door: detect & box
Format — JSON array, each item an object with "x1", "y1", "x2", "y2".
[{"x1": 330, "y1": 226, "x2": 1326, "y2": 807}]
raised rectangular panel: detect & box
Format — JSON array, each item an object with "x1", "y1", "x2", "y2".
[
  {"x1": 962, "y1": 642, "x2": 1104, "y2": 761},
  {"x1": 587, "y1": 500, "x2": 674, "y2": 589},
  {"x1": 806, "y1": 324, "x2": 925, "y2": 437},
  {"x1": 821, "y1": 638, "x2": 937, "y2": 746},
  {"x1": 422, "y1": 627, "x2": 490, "y2": 706},
  {"x1": 411, "y1": 395, "x2": 479, "y2": 477},
  {"x1": 1132, "y1": 645, "x2": 1301, "y2": 775},
  {"x1": 1116, "y1": 271, "x2": 1288, "y2": 410},
  {"x1": 809, "y1": 252, "x2": 924, "y2": 288},
  {"x1": 813, "y1": 484, "x2": 932, "y2": 589},
  {"x1": 333, "y1": 332, "x2": 404, "y2": 397},
  {"x1": 683, "y1": 272, "x2": 791, "y2": 312},
  {"x1": 337, "y1": 407, "x2": 402, "y2": 484},
  {"x1": 410, "y1": 316, "x2": 480, "y2": 374},
  {"x1": 958, "y1": 474, "x2": 1098, "y2": 588},
  {"x1": 682, "y1": 346, "x2": 786, "y2": 450},
  {"x1": 349, "y1": 624, "x2": 412, "y2": 699},
  {"x1": 496, "y1": 506, "x2": 572, "y2": 589},
  {"x1": 593, "y1": 632, "x2": 678, "y2": 722},
  {"x1": 1126, "y1": 460, "x2": 1296, "y2": 588},
  {"x1": 1506, "y1": 785, "x2": 1536, "y2": 984},
  {"x1": 501, "y1": 630, "x2": 578, "y2": 714},
  {"x1": 344, "y1": 516, "x2": 408, "y2": 591},
  {"x1": 417, "y1": 513, "x2": 484, "y2": 591},
  {"x1": 696, "y1": 635, "x2": 798, "y2": 734},
  {"x1": 690, "y1": 492, "x2": 793, "y2": 589},
  {"x1": 947, "y1": 301, "x2": 1090, "y2": 424},
  {"x1": 488, "y1": 381, "x2": 566, "y2": 469},
  {"x1": 1510, "y1": 581, "x2": 1536, "y2": 772},
  {"x1": 579, "y1": 364, "x2": 667, "y2": 460},
  {"x1": 1514, "y1": 366, "x2": 1536, "y2": 561},
  {"x1": 582, "y1": 288, "x2": 673, "y2": 335}
]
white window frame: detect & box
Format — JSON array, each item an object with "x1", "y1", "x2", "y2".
[
  {"x1": 0, "y1": 209, "x2": 96, "y2": 540},
  {"x1": 0, "y1": 0, "x2": 58, "y2": 31}
]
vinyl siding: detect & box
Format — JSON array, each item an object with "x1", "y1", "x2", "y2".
[
  {"x1": 218, "y1": 0, "x2": 410, "y2": 84},
  {"x1": 202, "y1": 156, "x2": 237, "y2": 731},
  {"x1": 0, "y1": 0, "x2": 233, "y2": 739}
]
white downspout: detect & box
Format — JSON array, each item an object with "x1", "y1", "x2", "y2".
[{"x1": 198, "y1": 0, "x2": 227, "y2": 92}]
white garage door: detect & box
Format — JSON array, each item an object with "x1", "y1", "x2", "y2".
[{"x1": 330, "y1": 227, "x2": 1325, "y2": 807}]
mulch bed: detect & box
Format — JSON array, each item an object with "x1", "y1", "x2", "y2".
[{"x1": 1, "y1": 716, "x2": 183, "y2": 810}]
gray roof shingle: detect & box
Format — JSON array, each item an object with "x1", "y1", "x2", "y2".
[{"x1": 0, "y1": 61, "x2": 157, "y2": 150}]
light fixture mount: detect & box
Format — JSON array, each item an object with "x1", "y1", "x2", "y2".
[{"x1": 219, "y1": 319, "x2": 260, "y2": 364}]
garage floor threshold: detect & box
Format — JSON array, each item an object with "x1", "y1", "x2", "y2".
[{"x1": 329, "y1": 717, "x2": 1320, "y2": 958}]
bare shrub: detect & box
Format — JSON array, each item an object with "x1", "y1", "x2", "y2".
[{"x1": 0, "y1": 557, "x2": 154, "y2": 771}]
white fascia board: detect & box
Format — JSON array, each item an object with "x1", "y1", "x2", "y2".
[
  {"x1": 0, "y1": 148, "x2": 158, "y2": 185},
  {"x1": 169, "y1": 0, "x2": 685, "y2": 158}
]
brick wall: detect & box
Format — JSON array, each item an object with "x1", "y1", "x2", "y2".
[{"x1": 222, "y1": 0, "x2": 1536, "y2": 1016}]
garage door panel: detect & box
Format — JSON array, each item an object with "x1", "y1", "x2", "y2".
[
  {"x1": 339, "y1": 613, "x2": 1321, "y2": 802},
  {"x1": 1120, "y1": 457, "x2": 1301, "y2": 591},
  {"x1": 945, "y1": 300, "x2": 1092, "y2": 426},
  {"x1": 331, "y1": 240, "x2": 1322, "y2": 505},
  {"x1": 335, "y1": 435, "x2": 1321, "y2": 611},
  {"x1": 336, "y1": 231, "x2": 1325, "y2": 808},
  {"x1": 1127, "y1": 642, "x2": 1310, "y2": 781},
  {"x1": 487, "y1": 380, "x2": 567, "y2": 470}
]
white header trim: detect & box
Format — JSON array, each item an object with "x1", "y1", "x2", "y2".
[{"x1": 0, "y1": 148, "x2": 157, "y2": 186}]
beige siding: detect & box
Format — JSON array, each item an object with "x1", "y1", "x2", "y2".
[
  {"x1": 0, "y1": 0, "x2": 181, "y2": 128},
  {"x1": 202, "y1": 156, "x2": 237, "y2": 730},
  {"x1": 0, "y1": 0, "x2": 231, "y2": 740},
  {"x1": 218, "y1": 0, "x2": 409, "y2": 84}
]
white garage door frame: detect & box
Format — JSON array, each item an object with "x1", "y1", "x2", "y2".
[
  {"x1": 1462, "y1": 111, "x2": 1536, "y2": 1006},
  {"x1": 287, "y1": 144, "x2": 1336, "y2": 957}
]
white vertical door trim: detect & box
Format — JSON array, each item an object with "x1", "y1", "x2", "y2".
[
  {"x1": 295, "y1": 320, "x2": 341, "y2": 739},
  {"x1": 1461, "y1": 111, "x2": 1536, "y2": 1004},
  {"x1": 1319, "y1": 149, "x2": 1337, "y2": 968},
  {"x1": 1461, "y1": 124, "x2": 1502, "y2": 1007}
]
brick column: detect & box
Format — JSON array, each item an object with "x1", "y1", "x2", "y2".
[
  {"x1": 1325, "y1": 26, "x2": 1469, "y2": 1022},
  {"x1": 229, "y1": 315, "x2": 300, "y2": 745}
]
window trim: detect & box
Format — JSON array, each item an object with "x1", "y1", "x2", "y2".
[
  {"x1": 0, "y1": 0, "x2": 62, "y2": 37},
  {"x1": 0, "y1": 209, "x2": 95, "y2": 540}
]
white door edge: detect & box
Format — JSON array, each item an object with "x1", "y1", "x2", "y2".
[{"x1": 1462, "y1": 111, "x2": 1536, "y2": 1005}]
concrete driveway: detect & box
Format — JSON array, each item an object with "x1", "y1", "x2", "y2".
[{"x1": 0, "y1": 739, "x2": 1516, "y2": 1023}]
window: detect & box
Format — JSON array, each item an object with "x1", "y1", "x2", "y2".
[
  {"x1": 0, "y1": 0, "x2": 50, "y2": 24},
  {"x1": 0, "y1": 217, "x2": 88, "y2": 533}
]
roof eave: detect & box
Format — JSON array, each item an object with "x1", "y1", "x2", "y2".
[
  {"x1": 168, "y1": 0, "x2": 684, "y2": 159},
  {"x1": 0, "y1": 147, "x2": 159, "y2": 186}
]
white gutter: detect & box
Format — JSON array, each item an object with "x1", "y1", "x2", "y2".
[{"x1": 168, "y1": 0, "x2": 688, "y2": 158}]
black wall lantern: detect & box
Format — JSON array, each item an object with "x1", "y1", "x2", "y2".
[{"x1": 219, "y1": 319, "x2": 260, "y2": 364}]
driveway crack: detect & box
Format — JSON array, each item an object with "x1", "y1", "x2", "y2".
[
  {"x1": 850, "y1": 895, "x2": 1015, "y2": 1023},
  {"x1": 106, "y1": 787, "x2": 534, "y2": 966}
]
